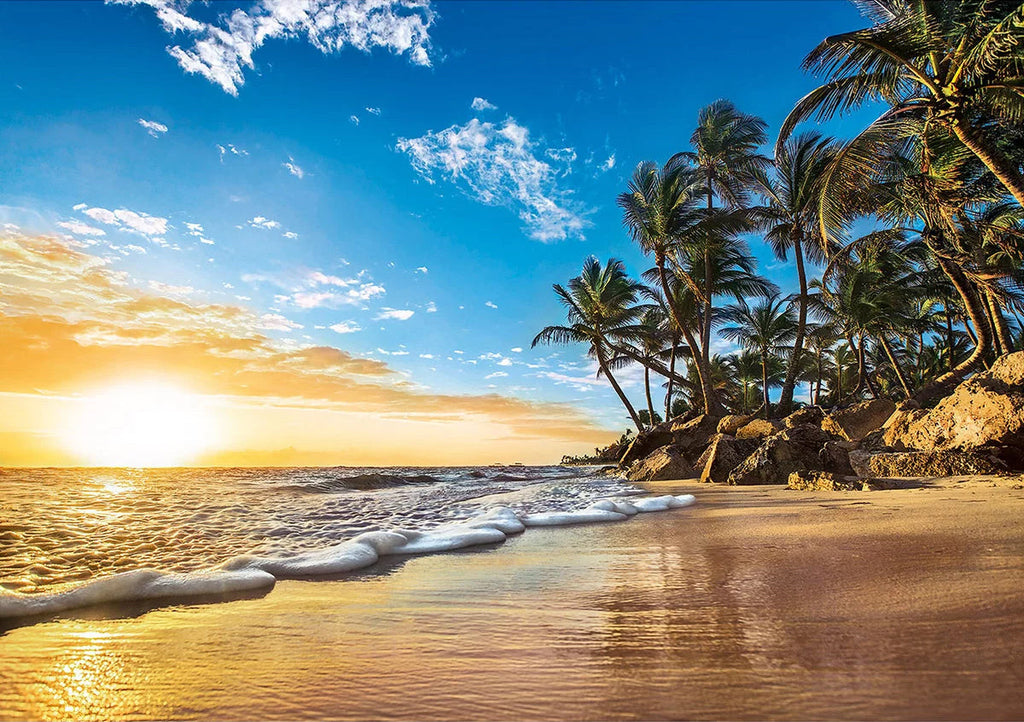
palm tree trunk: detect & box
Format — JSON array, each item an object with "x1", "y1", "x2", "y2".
[
  {"x1": 913, "y1": 257, "x2": 992, "y2": 405},
  {"x1": 951, "y1": 119, "x2": 1024, "y2": 209},
  {"x1": 944, "y1": 305, "x2": 955, "y2": 370},
  {"x1": 848, "y1": 334, "x2": 866, "y2": 399},
  {"x1": 644, "y1": 365, "x2": 656, "y2": 427},
  {"x1": 879, "y1": 334, "x2": 912, "y2": 400},
  {"x1": 987, "y1": 290, "x2": 1014, "y2": 355},
  {"x1": 778, "y1": 231, "x2": 807, "y2": 415},
  {"x1": 862, "y1": 334, "x2": 880, "y2": 399},
  {"x1": 656, "y1": 258, "x2": 722, "y2": 416},
  {"x1": 597, "y1": 352, "x2": 643, "y2": 432},
  {"x1": 963, "y1": 314, "x2": 978, "y2": 346},
  {"x1": 761, "y1": 352, "x2": 771, "y2": 419},
  {"x1": 984, "y1": 292, "x2": 1004, "y2": 357},
  {"x1": 665, "y1": 340, "x2": 676, "y2": 420}
]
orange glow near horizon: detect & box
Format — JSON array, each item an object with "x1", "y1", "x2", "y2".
[{"x1": 61, "y1": 382, "x2": 220, "y2": 467}]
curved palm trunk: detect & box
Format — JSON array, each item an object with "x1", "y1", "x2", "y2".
[
  {"x1": 879, "y1": 334, "x2": 912, "y2": 400},
  {"x1": 656, "y1": 258, "x2": 723, "y2": 416},
  {"x1": 913, "y1": 257, "x2": 992, "y2": 405},
  {"x1": 597, "y1": 352, "x2": 643, "y2": 432},
  {"x1": 987, "y1": 290, "x2": 1014, "y2": 355},
  {"x1": 984, "y1": 295, "x2": 1003, "y2": 357},
  {"x1": 760, "y1": 352, "x2": 771, "y2": 419},
  {"x1": 944, "y1": 306, "x2": 955, "y2": 371},
  {"x1": 665, "y1": 340, "x2": 677, "y2": 420},
  {"x1": 643, "y1": 365, "x2": 656, "y2": 427},
  {"x1": 951, "y1": 119, "x2": 1024, "y2": 209},
  {"x1": 848, "y1": 334, "x2": 866, "y2": 399},
  {"x1": 778, "y1": 231, "x2": 808, "y2": 415}
]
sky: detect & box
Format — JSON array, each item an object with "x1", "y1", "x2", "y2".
[{"x1": 0, "y1": 0, "x2": 879, "y2": 467}]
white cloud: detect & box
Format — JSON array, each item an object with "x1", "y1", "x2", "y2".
[
  {"x1": 217, "y1": 143, "x2": 249, "y2": 160},
  {"x1": 419, "y1": 353, "x2": 434, "y2": 359},
  {"x1": 600, "y1": 153, "x2": 616, "y2": 171},
  {"x1": 284, "y1": 158, "x2": 305, "y2": 179},
  {"x1": 471, "y1": 97, "x2": 496, "y2": 112},
  {"x1": 184, "y1": 221, "x2": 215, "y2": 245},
  {"x1": 485, "y1": 300, "x2": 497, "y2": 309},
  {"x1": 248, "y1": 216, "x2": 281, "y2": 230},
  {"x1": 485, "y1": 371, "x2": 508, "y2": 379},
  {"x1": 415, "y1": 266, "x2": 428, "y2": 274},
  {"x1": 58, "y1": 220, "x2": 106, "y2": 236},
  {"x1": 283, "y1": 231, "x2": 299, "y2": 240},
  {"x1": 259, "y1": 313, "x2": 303, "y2": 331},
  {"x1": 397, "y1": 117, "x2": 590, "y2": 242},
  {"x1": 79, "y1": 206, "x2": 169, "y2": 238},
  {"x1": 330, "y1": 321, "x2": 361, "y2": 334},
  {"x1": 148, "y1": 280, "x2": 195, "y2": 296},
  {"x1": 116, "y1": 0, "x2": 435, "y2": 96},
  {"x1": 350, "y1": 115, "x2": 360, "y2": 126},
  {"x1": 377, "y1": 347, "x2": 409, "y2": 356},
  {"x1": 72, "y1": 203, "x2": 87, "y2": 211},
  {"x1": 366, "y1": 106, "x2": 381, "y2": 115},
  {"x1": 511, "y1": 347, "x2": 523, "y2": 353},
  {"x1": 375, "y1": 308, "x2": 414, "y2": 321},
  {"x1": 545, "y1": 147, "x2": 576, "y2": 163},
  {"x1": 138, "y1": 118, "x2": 168, "y2": 137},
  {"x1": 425, "y1": 300, "x2": 437, "y2": 313}
]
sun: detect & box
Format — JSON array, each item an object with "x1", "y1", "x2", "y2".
[{"x1": 63, "y1": 381, "x2": 220, "y2": 467}]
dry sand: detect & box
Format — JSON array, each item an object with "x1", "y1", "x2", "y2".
[{"x1": 2, "y1": 475, "x2": 1023, "y2": 720}]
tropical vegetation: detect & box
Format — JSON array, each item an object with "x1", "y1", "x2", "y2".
[{"x1": 535, "y1": 0, "x2": 1024, "y2": 430}]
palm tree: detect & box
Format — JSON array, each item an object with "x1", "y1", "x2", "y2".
[
  {"x1": 720, "y1": 293, "x2": 798, "y2": 417},
  {"x1": 751, "y1": 131, "x2": 839, "y2": 414},
  {"x1": 726, "y1": 349, "x2": 764, "y2": 415},
  {"x1": 779, "y1": 0, "x2": 1024, "y2": 207},
  {"x1": 618, "y1": 160, "x2": 723, "y2": 415},
  {"x1": 671, "y1": 100, "x2": 770, "y2": 390},
  {"x1": 533, "y1": 257, "x2": 648, "y2": 431}
]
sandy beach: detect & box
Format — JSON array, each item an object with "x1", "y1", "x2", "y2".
[{"x1": 2, "y1": 476, "x2": 1023, "y2": 721}]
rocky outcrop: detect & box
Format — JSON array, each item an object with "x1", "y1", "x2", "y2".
[
  {"x1": 787, "y1": 470, "x2": 862, "y2": 491},
  {"x1": 895, "y1": 351, "x2": 1024, "y2": 467},
  {"x1": 783, "y1": 406, "x2": 825, "y2": 429},
  {"x1": 619, "y1": 414, "x2": 721, "y2": 468},
  {"x1": 735, "y1": 419, "x2": 783, "y2": 440},
  {"x1": 695, "y1": 434, "x2": 760, "y2": 484},
  {"x1": 821, "y1": 399, "x2": 897, "y2": 442},
  {"x1": 717, "y1": 414, "x2": 751, "y2": 435},
  {"x1": 727, "y1": 425, "x2": 851, "y2": 485},
  {"x1": 625, "y1": 445, "x2": 695, "y2": 482},
  {"x1": 859, "y1": 450, "x2": 1006, "y2": 478}
]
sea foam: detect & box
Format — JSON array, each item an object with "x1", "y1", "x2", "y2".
[{"x1": 0, "y1": 494, "x2": 696, "y2": 622}]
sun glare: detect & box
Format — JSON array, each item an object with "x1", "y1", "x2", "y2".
[{"x1": 63, "y1": 382, "x2": 219, "y2": 467}]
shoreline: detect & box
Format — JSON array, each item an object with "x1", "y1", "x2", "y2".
[{"x1": 3, "y1": 476, "x2": 1024, "y2": 720}]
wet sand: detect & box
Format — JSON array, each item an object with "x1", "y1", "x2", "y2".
[{"x1": 2, "y1": 476, "x2": 1023, "y2": 720}]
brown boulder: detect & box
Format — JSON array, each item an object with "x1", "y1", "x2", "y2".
[
  {"x1": 717, "y1": 414, "x2": 751, "y2": 435},
  {"x1": 695, "y1": 434, "x2": 760, "y2": 484},
  {"x1": 668, "y1": 414, "x2": 721, "y2": 457},
  {"x1": 727, "y1": 424, "x2": 839, "y2": 485},
  {"x1": 861, "y1": 450, "x2": 1006, "y2": 478},
  {"x1": 822, "y1": 399, "x2": 897, "y2": 442},
  {"x1": 897, "y1": 352, "x2": 1024, "y2": 467},
  {"x1": 618, "y1": 423, "x2": 675, "y2": 468},
  {"x1": 787, "y1": 470, "x2": 862, "y2": 491},
  {"x1": 625, "y1": 445, "x2": 695, "y2": 482},
  {"x1": 783, "y1": 406, "x2": 825, "y2": 429},
  {"x1": 735, "y1": 419, "x2": 783, "y2": 440},
  {"x1": 881, "y1": 401, "x2": 928, "y2": 449}
]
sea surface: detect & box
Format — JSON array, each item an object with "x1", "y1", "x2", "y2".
[{"x1": 0, "y1": 465, "x2": 684, "y2": 617}]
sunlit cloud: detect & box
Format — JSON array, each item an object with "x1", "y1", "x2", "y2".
[
  {"x1": 248, "y1": 216, "x2": 281, "y2": 230},
  {"x1": 283, "y1": 158, "x2": 305, "y2": 179},
  {"x1": 471, "y1": 97, "x2": 496, "y2": 111},
  {"x1": 114, "y1": 0, "x2": 436, "y2": 96},
  {"x1": 58, "y1": 220, "x2": 106, "y2": 236},
  {"x1": 330, "y1": 321, "x2": 361, "y2": 334},
  {"x1": 397, "y1": 116, "x2": 591, "y2": 242}
]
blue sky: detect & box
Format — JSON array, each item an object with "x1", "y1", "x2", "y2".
[{"x1": 0, "y1": 0, "x2": 879, "y2": 440}]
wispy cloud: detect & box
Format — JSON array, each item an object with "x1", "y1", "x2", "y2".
[
  {"x1": 471, "y1": 97, "x2": 497, "y2": 112},
  {"x1": 248, "y1": 216, "x2": 281, "y2": 230},
  {"x1": 600, "y1": 153, "x2": 616, "y2": 171},
  {"x1": 350, "y1": 114, "x2": 360, "y2": 126},
  {"x1": 115, "y1": 0, "x2": 436, "y2": 96},
  {"x1": 283, "y1": 158, "x2": 305, "y2": 179},
  {"x1": 184, "y1": 221, "x2": 215, "y2": 245},
  {"x1": 415, "y1": 266, "x2": 428, "y2": 274},
  {"x1": 78, "y1": 205, "x2": 169, "y2": 239},
  {"x1": 58, "y1": 220, "x2": 106, "y2": 237},
  {"x1": 329, "y1": 321, "x2": 361, "y2": 334},
  {"x1": 137, "y1": 118, "x2": 168, "y2": 137},
  {"x1": 366, "y1": 106, "x2": 381, "y2": 115},
  {"x1": 217, "y1": 143, "x2": 248, "y2": 161},
  {"x1": 248, "y1": 268, "x2": 386, "y2": 309},
  {"x1": 375, "y1": 308, "x2": 414, "y2": 321},
  {"x1": 397, "y1": 116, "x2": 591, "y2": 242},
  {"x1": 485, "y1": 300, "x2": 497, "y2": 309}
]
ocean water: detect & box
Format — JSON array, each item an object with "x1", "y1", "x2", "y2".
[{"x1": 0, "y1": 465, "x2": 694, "y2": 622}]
